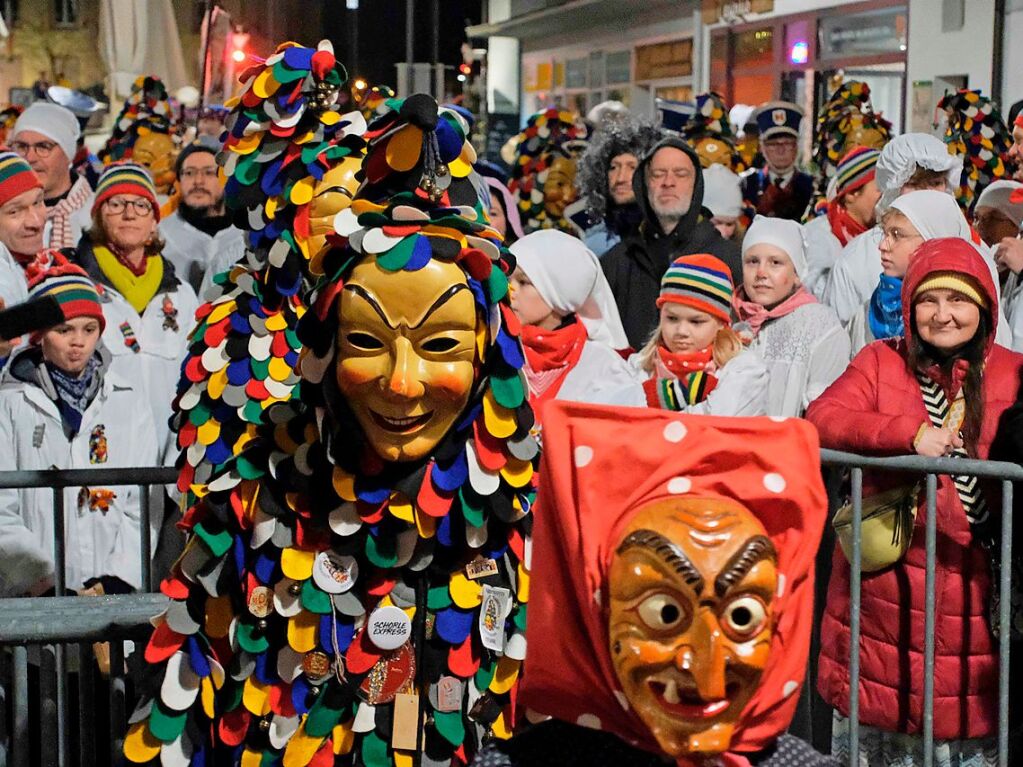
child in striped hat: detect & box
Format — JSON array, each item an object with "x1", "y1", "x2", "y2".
[{"x1": 614, "y1": 253, "x2": 768, "y2": 414}]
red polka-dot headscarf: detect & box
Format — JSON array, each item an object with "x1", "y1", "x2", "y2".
[{"x1": 522, "y1": 402, "x2": 828, "y2": 764}]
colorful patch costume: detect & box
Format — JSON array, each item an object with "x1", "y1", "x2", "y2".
[
  {"x1": 937, "y1": 88, "x2": 1013, "y2": 213},
  {"x1": 683, "y1": 92, "x2": 746, "y2": 172},
  {"x1": 125, "y1": 42, "x2": 538, "y2": 767},
  {"x1": 507, "y1": 108, "x2": 588, "y2": 235},
  {"x1": 99, "y1": 75, "x2": 178, "y2": 192}
]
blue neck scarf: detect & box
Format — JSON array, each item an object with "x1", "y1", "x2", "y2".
[
  {"x1": 45, "y1": 356, "x2": 101, "y2": 437},
  {"x1": 868, "y1": 274, "x2": 904, "y2": 341}
]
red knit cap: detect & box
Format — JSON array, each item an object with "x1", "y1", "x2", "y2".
[
  {"x1": 25, "y1": 251, "x2": 106, "y2": 334},
  {"x1": 0, "y1": 150, "x2": 42, "y2": 207}
]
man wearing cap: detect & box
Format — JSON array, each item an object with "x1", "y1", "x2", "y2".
[
  {"x1": 979, "y1": 180, "x2": 1023, "y2": 349},
  {"x1": 159, "y1": 137, "x2": 245, "y2": 293},
  {"x1": 11, "y1": 101, "x2": 94, "y2": 251},
  {"x1": 0, "y1": 151, "x2": 49, "y2": 308},
  {"x1": 741, "y1": 101, "x2": 814, "y2": 221},
  {"x1": 802, "y1": 146, "x2": 881, "y2": 298},
  {"x1": 601, "y1": 136, "x2": 742, "y2": 349}
]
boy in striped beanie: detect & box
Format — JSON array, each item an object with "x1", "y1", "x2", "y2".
[
  {"x1": 827, "y1": 146, "x2": 881, "y2": 246},
  {"x1": 25, "y1": 252, "x2": 106, "y2": 340}
]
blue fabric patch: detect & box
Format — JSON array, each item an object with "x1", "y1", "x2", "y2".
[{"x1": 435, "y1": 606, "x2": 474, "y2": 644}]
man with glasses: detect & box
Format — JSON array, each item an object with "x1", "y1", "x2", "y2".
[
  {"x1": 159, "y1": 137, "x2": 244, "y2": 294},
  {"x1": 741, "y1": 101, "x2": 814, "y2": 221},
  {"x1": 11, "y1": 102, "x2": 94, "y2": 250},
  {"x1": 602, "y1": 136, "x2": 741, "y2": 348}
]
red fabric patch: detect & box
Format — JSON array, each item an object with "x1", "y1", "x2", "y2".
[
  {"x1": 160, "y1": 575, "x2": 189, "y2": 600},
  {"x1": 382, "y1": 225, "x2": 421, "y2": 237},
  {"x1": 246, "y1": 379, "x2": 270, "y2": 401},
  {"x1": 271, "y1": 330, "x2": 292, "y2": 358},
  {"x1": 447, "y1": 635, "x2": 480, "y2": 678},
  {"x1": 184, "y1": 356, "x2": 206, "y2": 383},
  {"x1": 499, "y1": 304, "x2": 521, "y2": 337},
  {"x1": 417, "y1": 465, "x2": 454, "y2": 517},
  {"x1": 309, "y1": 739, "x2": 335, "y2": 767},
  {"x1": 218, "y1": 707, "x2": 250, "y2": 746},
  {"x1": 269, "y1": 682, "x2": 296, "y2": 717},
  {"x1": 356, "y1": 499, "x2": 386, "y2": 525},
  {"x1": 365, "y1": 573, "x2": 396, "y2": 597},
  {"x1": 472, "y1": 421, "x2": 507, "y2": 472},
  {"x1": 145, "y1": 621, "x2": 185, "y2": 663},
  {"x1": 458, "y1": 248, "x2": 492, "y2": 281},
  {"x1": 203, "y1": 318, "x2": 230, "y2": 348},
  {"x1": 344, "y1": 629, "x2": 383, "y2": 674}
]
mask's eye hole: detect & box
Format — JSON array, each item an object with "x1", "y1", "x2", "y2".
[
  {"x1": 421, "y1": 337, "x2": 459, "y2": 353},
  {"x1": 346, "y1": 332, "x2": 384, "y2": 350},
  {"x1": 720, "y1": 595, "x2": 768, "y2": 641},
  {"x1": 637, "y1": 593, "x2": 687, "y2": 632}
]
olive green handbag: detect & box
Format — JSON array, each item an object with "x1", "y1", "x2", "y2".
[{"x1": 832, "y1": 483, "x2": 920, "y2": 573}]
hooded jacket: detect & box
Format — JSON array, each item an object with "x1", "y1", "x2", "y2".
[
  {"x1": 601, "y1": 137, "x2": 742, "y2": 348},
  {"x1": 806, "y1": 238, "x2": 1023, "y2": 740}
]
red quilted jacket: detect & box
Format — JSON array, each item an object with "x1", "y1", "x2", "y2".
[{"x1": 805, "y1": 239, "x2": 1023, "y2": 739}]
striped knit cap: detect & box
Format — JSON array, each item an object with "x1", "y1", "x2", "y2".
[
  {"x1": 912, "y1": 271, "x2": 988, "y2": 309},
  {"x1": 656, "y1": 253, "x2": 734, "y2": 323},
  {"x1": 26, "y1": 251, "x2": 106, "y2": 332},
  {"x1": 833, "y1": 146, "x2": 880, "y2": 199},
  {"x1": 92, "y1": 161, "x2": 159, "y2": 221},
  {"x1": 0, "y1": 150, "x2": 42, "y2": 207}
]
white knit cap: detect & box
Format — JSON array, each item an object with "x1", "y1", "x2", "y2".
[
  {"x1": 509, "y1": 230, "x2": 629, "y2": 349},
  {"x1": 13, "y1": 102, "x2": 80, "y2": 165},
  {"x1": 975, "y1": 179, "x2": 1023, "y2": 229},
  {"x1": 742, "y1": 215, "x2": 808, "y2": 280},
  {"x1": 702, "y1": 164, "x2": 743, "y2": 219}
]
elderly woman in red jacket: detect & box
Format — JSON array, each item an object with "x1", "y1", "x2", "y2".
[{"x1": 806, "y1": 238, "x2": 1023, "y2": 766}]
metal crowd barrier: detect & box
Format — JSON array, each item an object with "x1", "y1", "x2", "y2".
[
  {"x1": 820, "y1": 449, "x2": 1023, "y2": 767},
  {"x1": 0, "y1": 457, "x2": 1020, "y2": 766}
]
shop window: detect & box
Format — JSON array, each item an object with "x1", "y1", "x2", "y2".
[
  {"x1": 605, "y1": 51, "x2": 630, "y2": 85},
  {"x1": 732, "y1": 73, "x2": 773, "y2": 107},
  {"x1": 818, "y1": 6, "x2": 907, "y2": 61},
  {"x1": 733, "y1": 27, "x2": 773, "y2": 69},
  {"x1": 54, "y1": 0, "x2": 78, "y2": 27},
  {"x1": 635, "y1": 39, "x2": 693, "y2": 81},
  {"x1": 589, "y1": 51, "x2": 604, "y2": 89},
  {"x1": 655, "y1": 85, "x2": 693, "y2": 103},
  {"x1": 565, "y1": 58, "x2": 587, "y2": 89}
]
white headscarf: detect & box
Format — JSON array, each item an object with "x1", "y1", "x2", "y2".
[
  {"x1": 509, "y1": 230, "x2": 629, "y2": 349},
  {"x1": 975, "y1": 179, "x2": 1023, "y2": 229},
  {"x1": 875, "y1": 133, "x2": 961, "y2": 212},
  {"x1": 702, "y1": 164, "x2": 743, "y2": 218},
  {"x1": 742, "y1": 215, "x2": 808, "y2": 280},
  {"x1": 887, "y1": 190, "x2": 971, "y2": 240}
]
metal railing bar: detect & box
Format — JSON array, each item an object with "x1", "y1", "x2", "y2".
[
  {"x1": 998, "y1": 480, "x2": 1012, "y2": 767},
  {"x1": 140, "y1": 485, "x2": 152, "y2": 593},
  {"x1": 11, "y1": 647, "x2": 26, "y2": 767},
  {"x1": 848, "y1": 467, "x2": 862, "y2": 767},
  {"x1": 109, "y1": 641, "x2": 126, "y2": 760},
  {"x1": 78, "y1": 643, "x2": 96, "y2": 767},
  {"x1": 0, "y1": 649, "x2": 8, "y2": 766},
  {"x1": 0, "y1": 594, "x2": 167, "y2": 644},
  {"x1": 820, "y1": 449, "x2": 1023, "y2": 481},
  {"x1": 53, "y1": 487, "x2": 65, "y2": 597},
  {"x1": 922, "y1": 473, "x2": 937, "y2": 767},
  {"x1": 40, "y1": 644, "x2": 58, "y2": 766},
  {"x1": 0, "y1": 466, "x2": 177, "y2": 490}
]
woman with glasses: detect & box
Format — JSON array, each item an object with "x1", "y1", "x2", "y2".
[
  {"x1": 847, "y1": 191, "x2": 994, "y2": 354},
  {"x1": 71, "y1": 162, "x2": 198, "y2": 465}
]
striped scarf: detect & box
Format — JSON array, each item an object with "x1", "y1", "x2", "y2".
[{"x1": 45, "y1": 176, "x2": 93, "y2": 249}]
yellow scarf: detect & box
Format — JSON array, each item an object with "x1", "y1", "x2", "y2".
[{"x1": 94, "y1": 245, "x2": 164, "y2": 314}]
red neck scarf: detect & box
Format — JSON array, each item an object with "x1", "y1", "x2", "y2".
[
  {"x1": 521, "y1": 318, "x2": 588, "y2": 404},
  {"x1": 826, "y1": 203, "x2": 867, "y2": 247},
  {"x1": 731, "y1": 286, "x2": 818, "y2": 340},
  {"x1": 653, "y1": 344, "x2": 714, "y2": 380}
]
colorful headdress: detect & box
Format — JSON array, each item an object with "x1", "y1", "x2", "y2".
[
  {"x1": 682, "y1": 92, "x2": 744, "y2": 171},
  {"x1": 813, "y1": 81, "x2": 891, "y2": 183},
  {"x1": 354, "y1": 83, "x2": 396, "y2": 124},
  {"x1": 98, "y1": 75, "x2": 175, "y2": 164},
  {"x1": 938, "y1": 89, "x2": 1013, "y2": 212},
  {"x1": 507, "y1": 107, "x2": 588, "y2": 234}
]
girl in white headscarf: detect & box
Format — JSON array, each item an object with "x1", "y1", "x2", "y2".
[
  {"x1": 508, "y1": 230, "x2": 635, "y2": 406},
  {"x1": 732, "y1": 215, "x2": 850, "y2": 417},
  {"x1": 848, "y1": 190, "x2": 978, "y2": 353}
]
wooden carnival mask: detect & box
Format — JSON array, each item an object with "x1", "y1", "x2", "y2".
[
  {"x1": 608, "y1": 496, "x2": 778, "y2": 758},
  {"x1": 132, "y1": 130, "x2": 176, "y2": 194},
  {"x1": 543, "y1": 155, "x2": 578, "y2": 220},
  {"x1": 308, "y1": 154, "x2": 363, "y2": 258},
  {"x1": 335, "y1": 255, "x2": 482, "y2": 462},
  {"x1": 693, "y1": 136, "x2": 734, "y2": 169}
]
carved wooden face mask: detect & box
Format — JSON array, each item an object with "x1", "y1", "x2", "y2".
[
  {"x1": 542, "y1": 156, "x2": 578, "y2": 219},
  {"x1": 309, "y1": 155, "x2": 362, "y2": 257},
  {"x1": 608, "y1": 497, "x2": 778, "y2": 758},
  {"x1": 335, "y1": 256, "x2": 482, "y2": 462}
]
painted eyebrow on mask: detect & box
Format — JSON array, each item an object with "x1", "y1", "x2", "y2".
[
  {"x1": 714, "y1": 535, "x2": 777, "y2": 598},
  {"x1": 617, "y1": 529, "x2": 704, "y2": 595},
  {"x1": 344, "y1": 283, "x2": 470, "y2": 330}
]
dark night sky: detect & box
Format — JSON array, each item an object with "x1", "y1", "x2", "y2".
[{"x1": 321, "y1": 0, "x2": 482, "y2": 89}]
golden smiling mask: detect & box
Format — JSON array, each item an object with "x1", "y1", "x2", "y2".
[
  {"x1": 335, "y1": 256, "x2": 483, "y2": 463},
  {"x1": 608, "y1": 497, "x2": 778, "y2": 758}
]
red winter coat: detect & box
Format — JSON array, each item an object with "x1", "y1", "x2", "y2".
[{"x1": 805, "y1": 239, "x2": 1023, "y2": 740}]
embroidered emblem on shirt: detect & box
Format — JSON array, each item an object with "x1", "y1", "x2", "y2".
[
  {"x1": 32, "y1": 424, "x2": 45, "y2": 447},
  {"x1": 89, "y1": 425, "x2": 108, "y2": 464},
  {"x1": 161, "y1": 295, "x2": 179, "y2": 332},
  {"x1": 78, "y1": 487, "x2": 116, "y2": 513},
  {"x1": 119, "y1": 321, "x2": 140, "y2": 353}
]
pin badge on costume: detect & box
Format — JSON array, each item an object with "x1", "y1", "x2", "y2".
[
  {"x1": 367, "y1": 605, "x2": 411, "y2": 650},
  {"x1": 465, "y1": 556, "x2": 499, "y2": 580},
  {"x1": 479, "y1": 585, "x2": 511, "y2": 652},
  {"x1": 32, "y1": 424, "x2": 45, "y2": 448},
  {"x1": 303, "y1": 650, "x2": 333, "y2": 683},
  {"x1": 89, "y1": 425, "x2": 108, "y2": 464},
  {"x1": 312, "y1": 550, "x2": 358, "y2": 594},
  {"x1": 435, "y1": 676, "x2": 463, "y2": 712},
  {"x1": 360, "y1": 641, "x2": 416, "y2": 705},
  {"x1": 772, "y1": 109, "x2": 787, "y2": 126},
  {"x1": 248, "y1": 586, "x2": 274, "y2": 617}
]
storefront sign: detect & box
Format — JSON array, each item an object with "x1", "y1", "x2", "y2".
[
  {"x1": 701, "y1": 0, "x2": 774, "y2": 24},
  {"x1": 635, "y1": 39, "x2": 694, "y2": 81}
]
